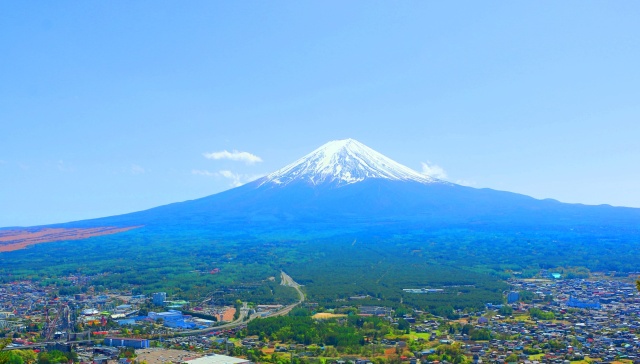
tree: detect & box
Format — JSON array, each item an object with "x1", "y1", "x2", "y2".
[
  {"x1": 1, "y1": 351, "x2": 25, "y2": 364},
  {"x1": 36, "y1": 350, "x2": 71, "y2": 364},
  {"x1": 0, "y1": 341, "x2": 36, "y2": 364},
  {"x1": 498, "y1": 305, "x2": 513, "y2": 316},
  {"x1": 0, "y1": 338, "x2": 12, "y2": 350},
  {"x1": 233, "y1": 300, "x2": 242, "y2": 320},
  {"x1": 461, "y1": 324, "x2": 474, "y2": 335},
  {"x1": 505, "y1": 353, "x2": 518, "y2": 363},
  {"x1": 529, "y1": 308, "x2": 554, "y2": 320},
  {"x1": 397, "y1": 319, "x2": 410, "y2": 332},
  {"x1": 470, "y1": 328, "x2": 491, "y2": 341}
]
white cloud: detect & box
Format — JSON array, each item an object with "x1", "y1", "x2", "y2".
[
  {"x1": 421, "y1": 161, "x2": 447, "y2": 180},
  {"x1": 218, "y1": 170, "x2": 237, "y2": 180},
  {"x1": 420, "y1": 161, "x2": 476, "y2": 186},
  {"x1": 217, "y1": 170, "x2": 264, "y2": 187},
  {"x1": 192, "y1": 169, "x2": 264, "y2": 187},
  {"x1": 455, "y1": 179, "x2": 477, "y2": 187},
  {"x1": 203, "y1": 150, "x2": 263, "y2": 164},
  {"x1": 131, "y1": 164, "x2": 146, "y2": 175}
]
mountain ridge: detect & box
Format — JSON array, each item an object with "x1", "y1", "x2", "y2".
[{"x1": 7, "y1": 138, "x2": 640, "y2": 242}]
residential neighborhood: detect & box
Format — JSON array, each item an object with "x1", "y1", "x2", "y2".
[{"x1": 1, "y1": 272, "x2": 639, "y2": 364}]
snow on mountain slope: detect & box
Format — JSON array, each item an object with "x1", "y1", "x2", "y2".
[{"x1": 260, "y1": 139, "x2": 443, "y2": 186}]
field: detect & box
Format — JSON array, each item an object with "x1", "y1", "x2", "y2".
[
  {"x1": 135, "y1": 349, "x2": 201, "y2": 364},
  {"x1": 312, "y1": 313, "x2": 347, "y2": 320}
]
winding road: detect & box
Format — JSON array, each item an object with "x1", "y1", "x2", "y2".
[
  {"x1": 268, "y1": 271, "x2": 305, "y2": 317},
  {"x1": 162, "y1": 271, "x2": 304, "y2": 338},
  {"x1": 3, "y1": 273, "x2": 306, "y2": 348}
]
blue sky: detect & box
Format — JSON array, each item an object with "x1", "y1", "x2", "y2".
[{"x1": 1, "y1": 1, "x2": 639, "y2": 227}]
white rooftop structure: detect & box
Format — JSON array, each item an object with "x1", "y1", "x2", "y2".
[{"x1": 183, "y1": 355, "x2": 251, "y2": 364}]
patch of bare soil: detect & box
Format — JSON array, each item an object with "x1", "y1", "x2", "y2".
[{"x1": 0, "y1": 226, "x2": 142, "y2": 252}]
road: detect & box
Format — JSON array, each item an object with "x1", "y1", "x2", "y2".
[
  {"x1": 4, "y1": 273, "x2": 307, "y2": 345},
  {"x1": 266, "y1": 271, "x2": 305, "y2": 317},
  {"x1": 158, "y1": 305, "x2": 248, "y2": 338},
  {"x1": 159, "y1": 272, "x2": 304, "y2": 338},
  {"x1": 1, "y1": 340, "x2": 95, "y2": 351}
]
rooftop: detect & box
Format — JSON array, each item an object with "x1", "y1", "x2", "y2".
[{"x1": 183, "y1": 354, "x2": 251, "y2": 364}]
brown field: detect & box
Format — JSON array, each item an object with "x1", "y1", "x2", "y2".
[
  {"x1": 312, "y1": 313, "x2": 347, "y2": 320},
  {"x1": 384, "y1": 348, "x2": 399, "y2": 357},
  {"x1": 221, "y1": 307, "x2": 236, "y2": 322},
  {"x1": 135, "y1": 348, "x2": 202, "y2": 364},
  {"x1": 0, "y1": 226, "x2": 141, "y2": 252}
]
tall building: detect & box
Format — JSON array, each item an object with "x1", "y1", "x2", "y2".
[
  {"x1": 507, "y1": 291, "x2": 519, "y2": 304},
  {"x1": 153, "y1": 292, "x2": 167, "y2": 306}
]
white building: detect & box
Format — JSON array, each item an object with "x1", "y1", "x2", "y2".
[{"x1": 183, "y1": 354, "x2": 251, "y2": 364}]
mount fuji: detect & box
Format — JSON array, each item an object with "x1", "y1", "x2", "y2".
[
  {"x1": 261, "y1": 138, "x2": 439, "y2": 186},
  {"x1": 4, "y1": 138, "x2": 640, "y2": 300},
  {"x1": 53, "y1": 138, "x2": 640, "y2": 239}
]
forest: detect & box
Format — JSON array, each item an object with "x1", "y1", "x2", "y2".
[
  {"x1": 0, "y1": 224, "x2": 638, "y2": 313},
  {"x1": 246, "y1": 310, "x2": 397, "y2": 349}
]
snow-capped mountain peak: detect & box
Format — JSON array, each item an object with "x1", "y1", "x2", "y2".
[{"x1": 260, "y1": 138, "x2": 441, "y2": 186}]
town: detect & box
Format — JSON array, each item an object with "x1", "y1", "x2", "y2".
[{"x1": 1, "y1": 272, "x2": 639, "y2": 364}]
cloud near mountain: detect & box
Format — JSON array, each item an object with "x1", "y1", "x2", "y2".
[{"x1": 203, "y1": 150, "x2": 263, "y2": 164}]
